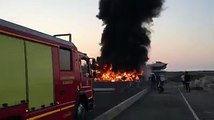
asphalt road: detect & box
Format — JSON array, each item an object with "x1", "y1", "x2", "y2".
[
  {"x1": 181, "y1": 86, "x2": 214, "y2": 120},
  {"x1": 113, "y1": 82, "x2": 196, "y2": 120},
  {"x1": 86, "y1": 82, "x2": 147, "y2": 120}
]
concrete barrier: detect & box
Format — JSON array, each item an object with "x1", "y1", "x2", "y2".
[{"x1": 94, "y1": 87, "x2": 150, "y2": 120}]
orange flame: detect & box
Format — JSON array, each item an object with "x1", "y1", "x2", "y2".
[{"x1": 95, "y1": 64, "x2": 143, "y2": 82}]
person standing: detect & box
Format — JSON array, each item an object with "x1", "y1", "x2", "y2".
[
  {"x1": 156, "y1": 73, "x2": 164, "y2": 93},
  {"x1": 184, "y1": 71, "x2": 191, "y2": 92},
  {"x1": 149, "y1": 72, "x2": 157, "y2": 90},
  {"x1": 181, "y1": 74, "x2": 185, "y2": 87}
]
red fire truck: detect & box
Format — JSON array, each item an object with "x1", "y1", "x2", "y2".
[{"x1": 0, "y1": 19, "x2": 94, "y2": 120}]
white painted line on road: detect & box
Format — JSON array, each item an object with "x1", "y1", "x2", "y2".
[{"x1": 178, "y1": 88, "x2": 200, "y2": 120}]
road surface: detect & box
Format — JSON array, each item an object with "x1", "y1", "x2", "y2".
[
  {"x1": 86, "y1": 82, "x2": 147, "y2": 119},
  {"x1": 113, "y1": 81, "x2": 214, "y2": 120}
]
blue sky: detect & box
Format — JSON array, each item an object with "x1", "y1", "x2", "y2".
[{"x1": 0, "y1": 0, "x2": 213, "y2": 71}]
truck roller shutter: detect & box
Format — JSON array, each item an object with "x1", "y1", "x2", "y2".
[
  {"x1": 0, "y1": 34, "x2": 26, "y2": 107},
  {"x1": 26, "y1": 41, "x2": 54, "y2": 110}
]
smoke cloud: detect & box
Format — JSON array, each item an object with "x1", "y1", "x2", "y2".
[{"x1": 97, "y1": 0, "x2": 165, "y2": 72}]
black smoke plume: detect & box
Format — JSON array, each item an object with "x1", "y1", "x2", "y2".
[{"x1": 97, "y1": 0, "x2": 164, "y2": 72}]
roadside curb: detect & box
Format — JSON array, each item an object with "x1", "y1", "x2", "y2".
[{"x1": 94, "y1": 87, "x2": 150, "y2": 120}]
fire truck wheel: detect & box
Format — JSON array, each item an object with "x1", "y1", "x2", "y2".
[{"x1": 76, "y1": 103, "x2": 86, "y2": 120}]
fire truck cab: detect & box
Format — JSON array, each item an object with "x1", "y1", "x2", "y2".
[{"x1": 0, "y1": 19, "x2": 94, "y2": 120}]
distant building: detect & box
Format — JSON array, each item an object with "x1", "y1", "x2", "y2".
[{"x1": 149, "y1": 61, "x2": 167, "y2": 71}]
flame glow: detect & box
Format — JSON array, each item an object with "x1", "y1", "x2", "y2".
[{"x1": 95, "y1": 64, "x2": 143, "y2": 82}]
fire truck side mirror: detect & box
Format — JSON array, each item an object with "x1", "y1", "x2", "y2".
[
  {"x1": 88, "y1": 74, "x2": 93, "y2": 78},
  {"x1": 91, "y1": 58, "x2": 96, "y2": 70},
  {"x1": 92, "y1": 71, "x2": 96, "y2": 78}
]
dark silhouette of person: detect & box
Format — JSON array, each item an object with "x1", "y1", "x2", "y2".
[
  {"x1": 157, "y1": 74, "x2": 164, "y2": 87},
  {"x1": 184, "y1": 71, "x2": 191, "y2": 92},
  {"x1": 156, "y1": 73, "x2": 164, "y2": 93},
  {"x1": 149, "y1": 73, "x2": 157, "y2": 90}
]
